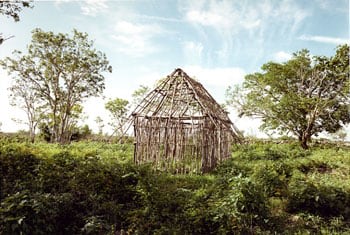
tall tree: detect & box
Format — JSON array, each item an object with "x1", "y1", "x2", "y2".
[
  {"x1": 8, "y1": 74, "x2": 47, "y2": 142},
  {"x1": 226, "y1": 44, "x2": 350, "y2": 149},
  {"x1": 105, "y1": 98, "x2": 129, "y2": 137},
  {"x1": 0, "y1": 0, "x2": 33, "y2": 45},
  {"x1": 1, "y1": 28, "x2": 112, "y2": 143}
]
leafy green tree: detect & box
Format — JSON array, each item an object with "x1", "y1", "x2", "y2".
[
  {"x1": 8, "y1": 74, "x2": 47, "y2": 142},
  {"x1": 226, "y1": 44, "x2": 350, "y2": 149},
  {"x1": 38, "y1": 104, "x2": 87, "y2": 142},
  {"x1": 1, "y1": 28, "x2": 112, "y2": 143},
  {"x1": 0, "y1": 0, "x2": 33, "y2": 45},
  {"x1": 105, "y1": 98, "x2": 129, "y2": 137},
  {"x1": 131, "y1": 85, "x2": 150, "y2": 107}
]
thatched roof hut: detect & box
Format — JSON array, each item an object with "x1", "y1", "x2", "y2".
[{"x1": 131, "y1": 68, "x2": 241, "y2": 173}]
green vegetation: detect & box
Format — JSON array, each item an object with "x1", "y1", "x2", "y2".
[
  {"x1": 0, "y1": 28, "x2": 112, "y2": 143},
  {"x1": 226, "y1": 44, "x2": 350, "y2": 149},
  {"x1": 1, "y1": 136, "x2": 349, "y2": 234},
  {"x1": 1, "y1": 2, "x2": 349, "y2": 233},
  {"x1": 105, "y1": 98, "x2": 129, "y2": 138}
]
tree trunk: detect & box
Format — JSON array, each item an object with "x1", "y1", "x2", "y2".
[
  {"x1": 29, "y1": 122, "x2": 35, "y2": 143},
  {"x1": 300, "y1": 138, "x2": 309, "y2": 149},
  {"x1": 29, "y1": 131, "x2": 35, "y2": 143},
  {"x1": 299, "y1": 132, "x2": 311, "y2": 149}
]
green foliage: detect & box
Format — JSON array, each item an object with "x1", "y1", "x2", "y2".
[
  {"x1": 287, "y1": 172, "x2": 350, "y2": 218},
  {"x1": 0, "y1": 138, "x2": 349, "y2": 234},
  {"x1": 227, "y1": 44, "x2": 350, "y2": 149},
  {"x1": 211, "y1": 175, "x2": 271, "y2": 233},
  {"x1": 70, "y1": 124, "x2": 92, "y2": 141},
  {"x1": 252, "y1": 162, "x2": 292, "y2": 197},
  {"x1": 131, "y1": 85, "x2": 150, "y2": 107},
  {"x1": 0, "y1": 191, "x2": 78, "y2": 234},
  {"x1": 105, "y1": 98, "x2": 129, "y2": 137},
  {"x1": 0, "y1": 28, "x2": 112, "y2": 143}
]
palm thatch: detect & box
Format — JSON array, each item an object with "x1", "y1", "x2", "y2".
[{"x1": 130, "y1": 68, "x2": 242, "y2": 173}]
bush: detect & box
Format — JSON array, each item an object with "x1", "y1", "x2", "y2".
[
  {"x1": 0, "y1": 191, "x2": 79, "y2": 234},
  {"x1": 211, "y1": 175, "x2": 271, "y2": 234},
  {"x1": 0, "y1": 142, "x2": 142, "y2": 234},
  {"x1": 251, "y1": 162, "x2": 292, "y2": 197},
  {"x1": 0, "y1": 144, "x2": 40, "y2": 199},
  {"x1": 0, "y1": 139, "x2": 349, "y2": 234},
  {"x1": 287, "y1": 172, "x2": 350, "y2": 218}
]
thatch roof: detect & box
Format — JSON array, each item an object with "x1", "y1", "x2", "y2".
[{"x1": 131, "y1": 68, "x2": 241, "y2": 140}]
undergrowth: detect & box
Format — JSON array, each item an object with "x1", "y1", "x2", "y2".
[{"x1": 1, "y1": 137, "x2": 349, "y2": 234}]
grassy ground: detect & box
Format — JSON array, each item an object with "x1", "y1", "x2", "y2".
[{"x1": 0, "y1": 136, "x2": 349, "y2": 234}]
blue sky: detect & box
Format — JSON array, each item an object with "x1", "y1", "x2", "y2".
[{"x1": 0, "y1": 0, "x2": 349, "y2": 137}]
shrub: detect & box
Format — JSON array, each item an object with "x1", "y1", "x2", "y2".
[
  {"x1": 252, "y1": 162, "x2": 292, "y2": 197},
  {"x1": 0, "y1": 191, "x2": 80, "y2": 234},
  {"x1": 287, "y1": 172, "x2": 350, "y2": 218},
  {"x1": 1, "y1": 140, "x2": 349, "y2": 234},
  {"x1": 211, "y1": 175, "x2": 271, "y2": 234},
  {"x1": 0, "y1": 144, "x2": 40, "y2": 199}
]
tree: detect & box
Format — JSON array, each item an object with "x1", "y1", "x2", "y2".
[
  {"x1": 131, "y1": 85, "x2": 150, "y2": 107},
  {"x1": 226, "y1": 44, "x2": 350, "y2": 149},
  {"x1": 70, "y1": 124, "x2": 92, "y2": 141},
  {"x1": 64, "y1": 104, "x2": 87, "y2": 141},
  {"x1": 94, "y1": 116, "x2": 104, "y2": 135},
  {"x1": 8, "y1": 74, "x2": 47, "y2": 142},
  {"x1": 105, "y1": 98, "x2": 129, "y2": 138},
  {"x1": 0, "y1": 0, "x2": 33, "y2": 45},
  {"x1": 1, "y1": 28, "x2": 112, "y2": 143}
]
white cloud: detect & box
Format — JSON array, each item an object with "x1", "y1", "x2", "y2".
[
  {"x1": 181, "y1": 0, "x2": 310, "y2": 64},
  {"x1": 298, "y1": 35, "x2": 349, "y2": 45},
  {"x1": 183, "y1": 66, "x2": 246, "y2": 104},
  {"x1": 315, "y1": 0, "x2": 348, "y2": 12},
  {"x1": 54, "y1": 0, "x2": 108, "y2": 16},
  {"x1": 183, "y1": 41, "x2": 203, "y2": 64},
  {"x1": 242, "y1": 19, "x2": 261, "y2": 29},
  {"x1": 316, "y1": 0, "x2": 332, "y2": 9},
  {"x1": 184, "y1": 66, "x2": 245, "y2": 87},
  {"x1": 186, "y1": 10, "x2": 231, "y2": 29},
  {"x1": 54, "y1": 0, "x2": 70, "y2": 6},
  {"x1": 135, "y1": 71, "x2": 165, "y2": 89},
  {"x1": 129, "y1": 66, "x2": 246, "y2": 105},
  {"x1": 183, "y1": 1, "x2": 242, "y2": 32},
  {"x1": 111, "y1": 21, "x2": 163, "y2": 57},
  {"x1": 182, "y1": 0, "x2": 309, "y2": 33},
  {"x1": 273, "y1": 51, "x2": 292, "y2": 62},
  {"x1": 81, "y1": 0, "x2": 108, "y2": 16},
  {"x1": 0, "y1": 69, "x2": 26, "y2": 132},
  {"x1": 272, "y1": 0, "x2": 310, "y2": 32},
  {"x1": 137, "y1": 14, "x2": 182, "y2": 23}
]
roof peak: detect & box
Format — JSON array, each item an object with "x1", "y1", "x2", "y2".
[{"x1": 170, "y1": 68, "x2": 190, "y2": 78}]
